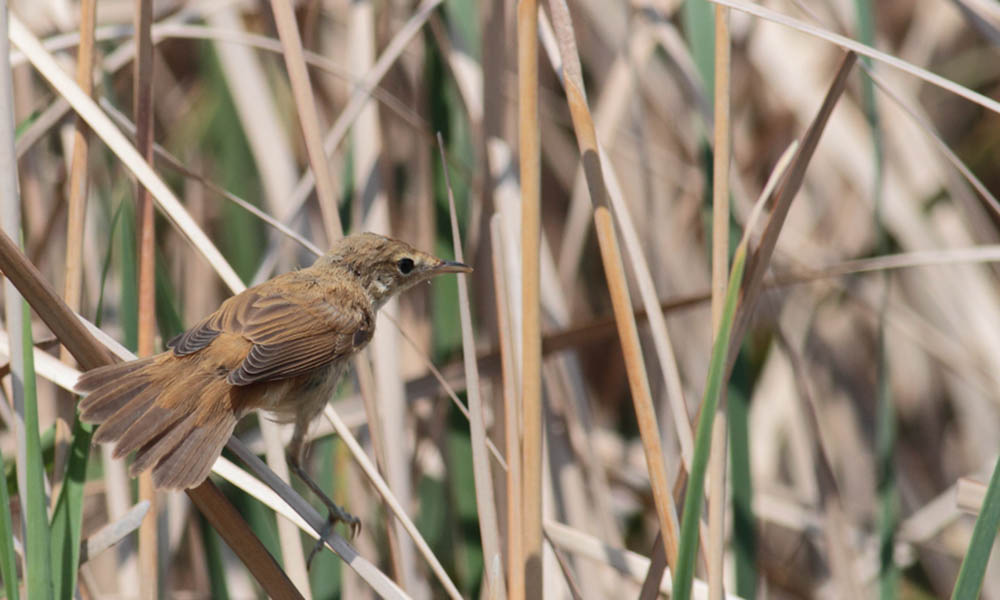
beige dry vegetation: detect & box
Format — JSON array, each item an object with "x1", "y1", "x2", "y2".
[{"x1": 0, "y1": 0, "x2": 999, "y2": 598}]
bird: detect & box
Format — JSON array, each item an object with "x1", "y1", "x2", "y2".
[{"x1": 75, "y1": 232, "x2": 471, "y2": 535}]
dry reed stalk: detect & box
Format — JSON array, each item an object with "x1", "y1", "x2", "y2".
[
  {"x1": 354, "y1": 352, "x2": 409, "y2": 584},
  {"x1": 352, "y1": 4, "x2": 417, "y2": 585},
  {"x1": 492, "y1": 214, "x2": 524, "y2": 599},
  {"x1": 133, "y1": 0, "x2": 159, "y2": 594},
  {"x1": 728, "y1": 52, "x2": 858, "y2": 373},
  {"x1": 441, "y1": 136, "x2": 507, "y2": 599},
  {"x1": 267, "y1": 0, "x2": 342, "y2": 242},
  {"x1": 544, "y1": 0, "x2": 680, "y2": 572},
  {"x1": 53, "y1": 0, "x2": 97, "y2": 498},
  {"x1": 517, "y1": 0, "x2": 543, "y2": 597},
  {"x1": 708, "y1": 6, "x2": 731, "y2": 599},
  {"x1": 707, "y1": 415, "x2": 727, "y2": 600}
]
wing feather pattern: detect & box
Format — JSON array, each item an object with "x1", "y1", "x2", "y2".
[{"x1": 168, "y1": 272, "x2": 373, "y2": 386}]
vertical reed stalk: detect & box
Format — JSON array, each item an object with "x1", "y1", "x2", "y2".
[
  {"x1": 53, "y1": 0, "x2": 97, "y2": 496},
  {"x1": 517, "y1": 0, "x2": 542, "y2": 597},
  {"x1": 708, "y1": 6, "x2": 730, "y2": 599},
  {"x1": 133, "y1": 0, "x2": 158, "y2": 596},
  {"x1": 492, "y1": 214, "x2": 523, "y2": 599}
]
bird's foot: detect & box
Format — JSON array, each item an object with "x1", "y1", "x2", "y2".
[{"x1": 306, "y1": 502, "x2": 360, "y2": 569}]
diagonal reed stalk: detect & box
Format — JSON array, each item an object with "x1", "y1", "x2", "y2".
[
  {"x1": 543, "y1": 0, "x2": 681, "y2": 575},
  {"x1": 267, "y1": 0, "x2": 342, "y2": 242}
]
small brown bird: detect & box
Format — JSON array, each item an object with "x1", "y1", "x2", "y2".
[{"x1": 75, "y1": 232, "x2": 470, "y2": 526}]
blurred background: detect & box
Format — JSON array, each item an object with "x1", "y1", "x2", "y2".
[{"x1": 3, "y1": 0, "x2": 1000, "y2": 598}]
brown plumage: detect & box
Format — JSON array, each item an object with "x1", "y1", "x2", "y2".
[{"x1": 76, "y1": 232, "x2": 470, "y2": 491}]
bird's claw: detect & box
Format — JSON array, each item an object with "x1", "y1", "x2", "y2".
[{"x1": 306, "y1": 503, "x2": 362, "y2": 570}]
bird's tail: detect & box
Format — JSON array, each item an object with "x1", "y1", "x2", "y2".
[{"x1": 76, "y1": 356, "x2": 238, "y2": 490}]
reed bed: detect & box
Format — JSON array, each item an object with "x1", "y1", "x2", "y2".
[{"x1": 2, "y1": 0, "x2": 1000, "y2": 598}]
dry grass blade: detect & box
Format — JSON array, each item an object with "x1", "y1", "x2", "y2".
[
  {"x1": 267, "y1": 0, "x2": 341, "y2": 242},
  {"x1": 517, "y1": 0, "x2": 543, "y2": 597},
  {"x1": 544, "y1": 0, "x2": 680, "y2": 573},
  {"x1": 729, "y1": 51, "x2": 858, "y2": 371},
  {"x1": 439, "y1": 135, "x2": 506, "y2": 599},
  {"x1": 709, "y1": 0, "x2": 1000, "y2": 116},
  {"x1": 7, "y1": 16, "x2": 245, "y2": 294}
]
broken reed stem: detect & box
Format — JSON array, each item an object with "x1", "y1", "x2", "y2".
[
  {"x1": 133, "y1": 0, "x2": 158, "y2": 595},
  {"x1": 517, "y1": 0, "x2": 542, "y2": 597},
  {"x1": 708, "y1": 6, "x2": 730, "y2": 599}
]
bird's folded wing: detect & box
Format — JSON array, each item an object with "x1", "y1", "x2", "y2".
[{"x1": 167, "y1": 279, "x2": 372, "y2": 384}]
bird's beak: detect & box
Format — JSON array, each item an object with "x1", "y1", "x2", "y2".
[{"x1": 435, "y1": 260, "x2": 473, "y2": 274}]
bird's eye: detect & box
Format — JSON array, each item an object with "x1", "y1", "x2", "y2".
[{"x1": 397, "y1": 258, "x2": 415, "y2": 274}]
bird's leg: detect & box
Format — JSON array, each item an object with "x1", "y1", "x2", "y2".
[{"x1": 287, "y1": 419, "x2": 360, "y2": 568}]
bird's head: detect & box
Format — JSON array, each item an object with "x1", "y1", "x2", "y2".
[{"x1": 316, "y1": 232, "x2": 471, "y2": 307}]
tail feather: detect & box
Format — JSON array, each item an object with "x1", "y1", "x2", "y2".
[
  {"x1": 75, "y1": 358, "x2": 155, "y2": 393},
  {"x1": 129, "y1": 411, "x2": 198, "y2": 476},
  {"x1": 79, "y1": 380, "x2": 150, "y2": 423},
  {"x1": 114, "y1": 405, "x2": 187, "y2": 459},
  {"x1": 92, "y1": 385, "x2": 159, "y2": 445},
  {"x1": 76, "y1": 354, "x2": 240, "y2": 490},
  {"x1": 152, "y1": 416, "x2": 236, "y2": 489}
]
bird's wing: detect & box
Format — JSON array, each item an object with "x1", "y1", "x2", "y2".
[{"x1": 167, "y1": 275, "x2": 373, "y2": 385}]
